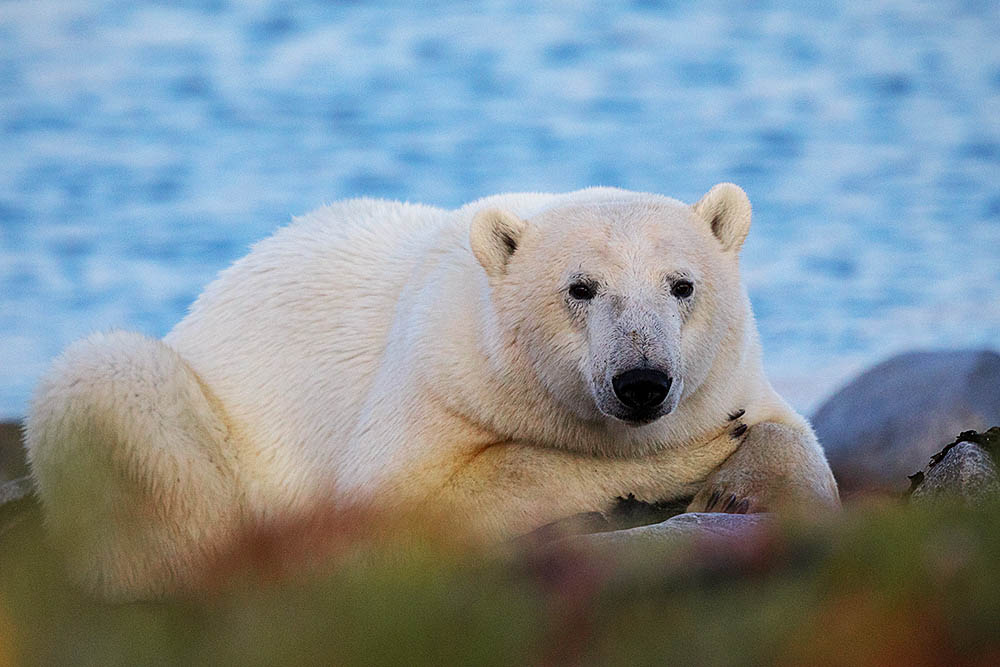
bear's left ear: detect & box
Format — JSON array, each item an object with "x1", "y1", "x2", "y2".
[
  {"x1": 470, "y1": 208, "x2": 530, "y2": 278},
  {"x1": 693, "y1": 183, "x2": 752, "y2": 253}
]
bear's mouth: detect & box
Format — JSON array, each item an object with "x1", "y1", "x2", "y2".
[{"x1": 617, "y1": 408, "x2": 666, "y2": 426}]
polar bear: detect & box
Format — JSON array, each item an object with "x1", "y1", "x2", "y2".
[{"x1": 26, "y1": 184, "x2": 838, "y2": 599}]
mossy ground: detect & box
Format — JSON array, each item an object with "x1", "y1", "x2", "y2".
[{"x1": 2, "y1": 495, "x2": 1000, "y2": 666}]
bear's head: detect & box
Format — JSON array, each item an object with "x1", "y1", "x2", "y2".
[{"x1": 470, "y1": 184, "x2": 752, "y2": 430}]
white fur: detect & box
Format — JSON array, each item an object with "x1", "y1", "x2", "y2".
[{"x1": 25, "y1": 186, "x2": 838, "y2": 599}]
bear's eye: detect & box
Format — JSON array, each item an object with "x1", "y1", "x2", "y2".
[
  {"x1": 568, "y1": 282, "x2": 596, "y2": 301},
  {"x1": 670, "y1": 280, "x2": 694, "y2": 299}
]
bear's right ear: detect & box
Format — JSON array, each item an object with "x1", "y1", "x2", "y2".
[
  {"x1": 470, "y1": 208, "x2": 529, "y2": 278},
  {"x1": 693, "y1": 183, "x2": 752, "y2": 253}
]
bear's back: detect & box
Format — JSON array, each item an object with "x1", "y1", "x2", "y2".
[{"x1": 164, "y1": 199, "x2": 454, "y2": 500}]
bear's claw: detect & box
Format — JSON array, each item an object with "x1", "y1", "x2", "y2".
[
  {"x1": 702, "y1": 491, "x2": 753, "y2": 514},
  {"x1": 722, "y1": 494, "x2": 745, "y2": 513}
]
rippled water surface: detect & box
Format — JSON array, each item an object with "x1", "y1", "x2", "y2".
[{"x1": 1, "y1": 0, "x2": 998, "y2": 417}]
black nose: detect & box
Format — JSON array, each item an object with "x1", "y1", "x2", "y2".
[{"x1": 612, "y1": 369, "x2": 672, "y2": 410}]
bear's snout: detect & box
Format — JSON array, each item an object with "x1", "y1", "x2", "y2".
[{"x1": 611, "y1": 368, "x2": 672, "y2": 414}]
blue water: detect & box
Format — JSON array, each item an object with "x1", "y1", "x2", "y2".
[{"x1": 1, "y1": 0, "x2": 999, "y2": 418}]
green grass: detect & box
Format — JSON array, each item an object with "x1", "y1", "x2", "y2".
[{"x1": 2, "y1": 496, "x2": 1000, "y2": 666}]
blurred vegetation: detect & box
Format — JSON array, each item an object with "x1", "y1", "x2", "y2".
[{"x1": 2, "y1": 494, "x2": 1000, "y2": 667}]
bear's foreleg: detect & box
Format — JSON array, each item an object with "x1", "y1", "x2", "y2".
[{"x1": 435, "y1": 417, "x2": 750, "y2": 541}]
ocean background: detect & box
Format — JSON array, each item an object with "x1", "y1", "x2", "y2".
[{"x1": 0, "y1": 0, "x2": 998, "y2": 419}]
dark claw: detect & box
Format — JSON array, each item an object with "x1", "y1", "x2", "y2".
[
  {"x1": 721, "y1": 494, "x2": 738, "y2": 512},
  {"x1": 731, "y1": 423, "x2": 748, "y2": 439},
  {"x1": 727, "y1": 408, "x2": 746, "y2": 421},
  {"x1": 735, "y1": 498, "x2": 751, "y2": 514},
  {"x1": 706, "y1": 489, "x2": 722, "y2": 511}
]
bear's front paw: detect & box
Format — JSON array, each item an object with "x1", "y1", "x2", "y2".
[
  {"x1": 685, "y1": 413, "x2": 761, "y2": 514},
  {"x1": 687, "y1": 420, "x2": 840, "y2": 514},
  {"x1": 687, "y1": 473, "x2": 771, "y2": 514},
  {"x1": 688, "y1": 488, "x2": 759, "y2": 514}
]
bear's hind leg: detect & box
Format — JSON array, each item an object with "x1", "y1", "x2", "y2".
[{"x1": 25, "y1": 330, "x2": 243, "y2": 599}]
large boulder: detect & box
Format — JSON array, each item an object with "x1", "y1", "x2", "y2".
[
  {"x1": 812, "y1": 350, "x2": 1000, "y2": 496},
  {"x1": 910, "y1": 430, "x2": 1000, "y2": 505}
]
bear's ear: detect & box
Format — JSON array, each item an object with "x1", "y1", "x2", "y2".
[
  {"x1": 693, "y1": 183, "x2": 752, "y2": 253},
  {"x1": 470, "y1": 208, "x2": 529, "y2": 278}
]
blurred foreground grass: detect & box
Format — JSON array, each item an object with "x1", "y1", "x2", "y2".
[{"x1": 2, "y1": 496, "x2": 1000, "y2": 666}]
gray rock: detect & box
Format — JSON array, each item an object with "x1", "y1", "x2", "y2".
[
  {"x1": 911, "y1": 441, "x2": 1000, "y2": 504},
  {"x1": 0, "y1": 475, "x2": 34, "y2": 538},
  {"x1": 812, "y1": 350, "x2": 1000, "y2": 495},
  {"x1": 565, "y1": 512, "x2": 770, "y2": 555},
  {"x1": 0, "y1": 475, "x2": 31, "y2": 507},
  {"x1": 0, "y1": 420, "x2": 28, "y2": 483}
]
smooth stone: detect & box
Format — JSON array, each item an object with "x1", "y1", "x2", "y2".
[
  {"x1": 564, "y1": 511, "x2": 770, "y2": 554},
  {"x1": 0, "y1": 475, "x2": 32, "y2": 507},
  {"x1": 812, "y1": 350, "x2": 1000, "y2": 495}
]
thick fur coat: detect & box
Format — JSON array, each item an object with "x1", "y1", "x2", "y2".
[{"x1": 26, "y1": 184, "x2": 838, "y2": 598}]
